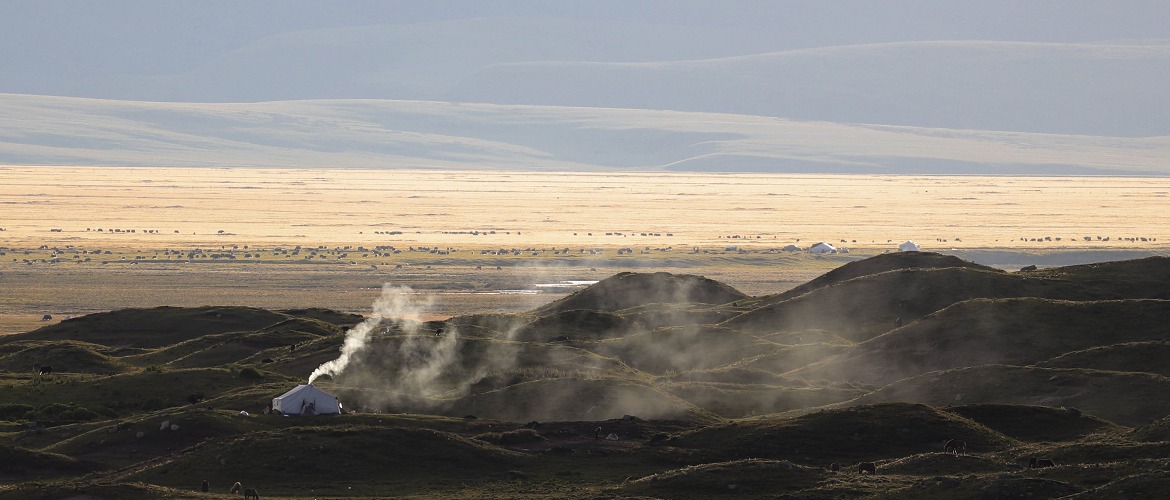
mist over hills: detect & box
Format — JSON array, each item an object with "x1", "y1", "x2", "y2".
[
  {"x1": 2, "y1": 2, "x2": 1169, "y2": 173},
  {"x1": 4, "y1": 252, "x2": 1170, "y2": 496}
]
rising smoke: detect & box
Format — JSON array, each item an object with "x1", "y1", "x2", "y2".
[{"x1": 308, "y1": 284, "x2": 434, "y2": 385}]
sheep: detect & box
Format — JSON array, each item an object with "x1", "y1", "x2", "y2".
[
  {"x1": 858, "y1": 462, "x2": 877, "y2": 474},
  {"x1": 944, "y1": 439, "x2": 966, "y2": 455},
  {"x1": 1029, "y1": 457, "x2": 1056, "y2": 468}
]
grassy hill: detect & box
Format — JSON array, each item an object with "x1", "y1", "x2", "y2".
[
  {"x1": 794, "y1": 298, "x2": 1170, "y2": 385},
  {"x1": 2, "y1": 253, "x2": 1170, "y2": 497}
]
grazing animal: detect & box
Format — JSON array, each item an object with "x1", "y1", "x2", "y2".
[
  {"x1": 858, "y1": 462, "x2": 877, "y2": 474},
  {"x1": 829, "y1": 462, "x2": 840, "y2": 472},
  {"x1": 38, "y1": 366, "x2": 52, "y2": 375},
  {"x1": 42, "y1": 314, "x2": 53, "y2": 321},
  {"x1": 243, "y1": 488, "x2": 259, "y2": 500},
  {"x1": 201, "y1": 480, "x2": 209, "y2": 492},
  {"x1": 1029, "y1": 457, "x2": 1056, "y2": 468},
  {"x1": 231, "y1": 481, "x2": 242, "y2": 494},
  {"x1": 944, "y1": 439, "x2": 967, "y2": 455}
]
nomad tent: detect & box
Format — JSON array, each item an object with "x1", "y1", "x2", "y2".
[
  {"x1": 272, "y1": 384, "x2": 341, "y2": 416},
  {"x1": 899, "y1": 240, "x2": 921, "y2": 252},
  {"x1": 807, "y1": 242, "x2": 837, "y2": 254}
]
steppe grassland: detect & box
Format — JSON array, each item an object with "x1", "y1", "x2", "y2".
[
  {"x1": 1, "y1": 166, "x2": 1168, "y2": 334},
  {"x1": 3, "y1": 166, "x2": 1168, "y2": 248}
]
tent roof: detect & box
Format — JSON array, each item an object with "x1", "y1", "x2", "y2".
[{"x1": 275, "y1": 384, "x2": 336, "y2": 402}]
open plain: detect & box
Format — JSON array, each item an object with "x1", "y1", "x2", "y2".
[{"x1": 1, "y1": 166, "x2": 1168, "y2": 335}]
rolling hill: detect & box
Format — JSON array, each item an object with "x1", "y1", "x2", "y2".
[{"x1": 3, "y1": 252, "x2": 1170, "y2": 497}]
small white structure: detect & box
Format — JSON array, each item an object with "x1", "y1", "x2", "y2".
[
  {"x1": 807, "y1": 242, "x2": 837, "y2": 254},
  {"x1": 898, "y1": 240, "x2": 921, "y2": 252},
  {"x1": 272, "y1": 384, "x2": 341, "y2": 416}
]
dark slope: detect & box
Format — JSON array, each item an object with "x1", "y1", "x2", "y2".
[
  {"x1": 3, "y1": 306, "x2": 290, "y2": 348},
  {"x1": 668, "y1": 402, "x2": 1014, "y2": 462},
  {"x1": 0, "y1": 340, "x2": 130, "y2": 375},
  {"x1": 853, "y1": 365, "x2": 1170, "y2": 426},
  {"x1": 534, "y1": 272, "x2": 746, "y2": 315},
  {"x1": 1023, "y1": 256, "x2": 1170, "y2": 298},
  {"x1": 441, "y1": 377, "x2": 716, "y2": 422},
  {"x1": 738, "y1": 251, "x2": 1000, "y2": 309},
  {"x1": 720, "y1": 260, "x2": 1162, "y2": 341},
  {"x1": 587, "y1": 326, "x2": 779, "y2": 374},
  {"x1": 795, "y1": 298, "x2": 1170, "y2": 385},
  {"x1": 947, "y1": 404, "x2": 1122, "y2": 442},
  {"x1": 1041, "y1": 341, "x2": 1170, "y2": 377}
]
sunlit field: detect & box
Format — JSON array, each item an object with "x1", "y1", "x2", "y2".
[{"x1": 1, "y1": 166, "x2": 1167, "y2": 334}]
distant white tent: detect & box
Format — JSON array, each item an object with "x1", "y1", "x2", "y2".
[
  {"x1": 272, "y1": 384, "x2": 341, "y2": 416},
  {"x1": 898, "y1": 240, "x2": 921, "y2": 252},
  {"x1": 808, "y1": 242, "x2": 837, "y2": 254}
]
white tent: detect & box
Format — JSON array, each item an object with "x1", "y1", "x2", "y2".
[
  {"x1": 272, "y1": 384, "x2": 341, "y2": 416},
  {"x1": 808, "y1": 242, "x2": 837, "y2": 254},
  {"x1": 898, "y1": 240, "x2": 921, "y2": 252}
]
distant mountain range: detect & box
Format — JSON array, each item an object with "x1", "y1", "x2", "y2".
[
  {"x1": 2, "y1": 4, "x2": 1168, "y2": 173},
  {"x1": 2, "y1": 93, "x2": 1167, "y2": 174}
]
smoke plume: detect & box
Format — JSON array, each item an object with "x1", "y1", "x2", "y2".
[{"x1": 308, "y1": 284, "x2": 432, "y2": 385}]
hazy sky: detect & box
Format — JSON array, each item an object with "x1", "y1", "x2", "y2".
[{"x1": 4, "y1": 0, "x2": 1167, "y2": 100}]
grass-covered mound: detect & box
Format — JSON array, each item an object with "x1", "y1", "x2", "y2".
[
  {"x1": 0, "y1": 444, "x2": 103, "y2": 481},
  {"x1": 510, "y1": 309, "x2": 636, "y2": 342},
  {"x1": 947, "y1": 404, "x2": 1122, "y2": 442},
  {"x1": 0, "y1": 367, "x2": 290, "y2": 419},
  {"x1": 796, "y1": 298, "x2": 1170, "y2": 385},
  {"x1": 721, "y1": 263, "x2": 1161, "y2": 342},
  {"x1": 740, "y1": 251, "x2": 1000, "y2": 309},
  {"x1": 0, "y1": 340, "x2": 130, "y2": 375},
  {"x1": 855, "y1": 365, "x2": 1170, "y2": 426},
  {"x1": 876, "y1": 452, "x2": 1015, "y2": 475},
  {"x1": 662, "y1": 382, "x2": 862, "y2": 418},
  {"x1": 669, "y1": 402, "x2": 1014, "y2": 463},
  {"x1": 124, "y1": 425, "x2": 527, "y2": 496},
  {"x1": 618, "y1": 458, "x2": 823, "y2": 499},
  {"x1": 535, "y1": 272, "x2": 746, "y2": 315},
  {"x1": 3, "y1": 306, "x2": 290, "y2": 348},
  {"x1": 1041, "y1": 341, "x2": 1170, "y2": 377}
]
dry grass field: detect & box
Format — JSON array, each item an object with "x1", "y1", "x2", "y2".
[{"x1": 1, "y1": 166, "x2": 1168, "y2": 334}]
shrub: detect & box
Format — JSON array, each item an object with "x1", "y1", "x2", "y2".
[
  {"x1": 30, "y1": 403, "x2": 99, "y2": 422},
  {"x1": 0, "y1": 403, "x2": 34, "y2": 421},
  {"x1": 473, "y1": 432, "x2": 503, "y2": 444},
  {"x1": 499, "y1": 428, "x2": 544, "y2": 445},
  {"x1": 143, "y1": 365, "x2": 164, "y2": 373},
  {"x1": 239, "y1": 366, "x2": 263, "y2": 379}
]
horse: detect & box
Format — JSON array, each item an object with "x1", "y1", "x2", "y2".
[
  {"x1": 243, "y1": 488, "x2": 259, "y2": 500},
  {"x1": 829, "y1": 462, "x2": 840, "y2": 472},
  {"x1": 944, "y1": 439, "x2": 966, "y2": 455},
  {"x1": 230, "y1": 481, "x2": 242, "y2": 494}
]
